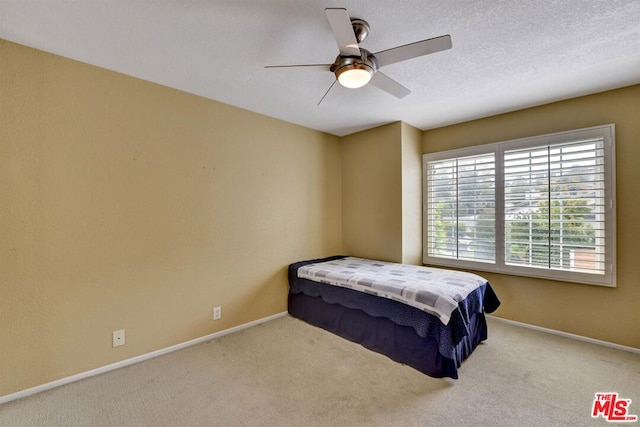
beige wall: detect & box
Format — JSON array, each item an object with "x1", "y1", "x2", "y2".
[
  {"x1": 340, "y1": 121, "x2": 422, "y2": 265},
  {"x1": 400, "y1": 123, "x2": 423, "y2": 265},
  {"x1": 341, "y1": 122, "x2": 403, "y2": 262},
  {"x1": 0, "y1": 39, "x2": 342, "y2": 397},
  {"x1": 423, "y1": 85, "x2": 640, "y2": 348}
]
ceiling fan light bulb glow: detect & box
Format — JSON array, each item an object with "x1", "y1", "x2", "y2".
[{"x1": 337, "y1": 67, "x2": 373, "y2": 88}]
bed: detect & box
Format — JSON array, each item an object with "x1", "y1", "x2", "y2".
[{"x1": 287, "y1": 255, "x2": 500, "y2": 379}]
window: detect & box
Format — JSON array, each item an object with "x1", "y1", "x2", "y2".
[
  {"x1": 423, "y1": 125, "x2": 616, "y2": 287},
  {"x1": 425, "y1": 153, "x2": 496, "y2": 263}
]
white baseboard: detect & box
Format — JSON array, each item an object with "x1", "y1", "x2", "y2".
[
  {"x1": 0, "y1": 311, "x2": 288, "y2": 405},
  {"x1": 487, "y1": 315, "x2": 640, "y2": 355}
]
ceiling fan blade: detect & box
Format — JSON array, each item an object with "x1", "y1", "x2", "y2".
[
  {"x1": 370, "y1": 72, "x2": 411, "y2": 99},
  {"x1": 318, "y1": 80, "x2": 338, "y2": 105},
  {"x1": 264, "y1": 64, "x2": 331, "y2": 71},
  {"x1": 325, "y1": 8, "x2": 360, "y2": 57},
  {"x1": 374, "y1": 35, "x2": 452, "y2": 68}
]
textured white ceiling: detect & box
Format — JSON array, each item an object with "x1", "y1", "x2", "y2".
[{"x1": 1, "y1": 0, "x2": 639, "y2": 136}]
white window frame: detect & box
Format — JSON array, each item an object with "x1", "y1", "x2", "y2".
[{"x1": 422, "y1": 124, "x2": 616, "y2": 287}]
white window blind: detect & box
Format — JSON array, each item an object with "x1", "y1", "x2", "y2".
[
  {"x1": 504, "y1": 139, "x2": 606, "y2": 275},
  {"x1": 423, "y1": 124, "x2": 616, "y2": 287},
  {"x1": 426, "y1": 153, "x2": 495, "y2": 263}
]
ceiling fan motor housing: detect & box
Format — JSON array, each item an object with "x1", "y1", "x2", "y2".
[
  {"x1": 329, "y1": 17, "x2": 377, "y2": 86},
  {"x1": 330, "y1": 48, "x2": 379, "y2": 83}
]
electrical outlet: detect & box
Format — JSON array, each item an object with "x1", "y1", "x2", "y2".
[
  {"x1": 112, "y1": 329, "x2": 125, "y2": 347},
  {"x1": 213, "y1": 306, "x2": 222, "y2": 320}
]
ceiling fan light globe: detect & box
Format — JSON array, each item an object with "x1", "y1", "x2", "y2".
[{"x1": 337, "y1": 67, "x2": 373, "y2": 88}]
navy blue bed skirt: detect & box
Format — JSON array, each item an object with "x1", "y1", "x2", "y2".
[{"x1": 288, "y1": 292, "x2": 487, "y2": 379}]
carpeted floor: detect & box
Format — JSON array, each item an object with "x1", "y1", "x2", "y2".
[{"x1": 1, "y1": 316, "x2": 638, "y2": 426}]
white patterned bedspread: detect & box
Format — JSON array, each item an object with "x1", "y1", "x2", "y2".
[{"x1": 297, "y1": 257, "x2": 488, "y2": 325}]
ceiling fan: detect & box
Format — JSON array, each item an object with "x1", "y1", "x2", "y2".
[{"x1": 265, "y1": 8, "x2": 452, "y2": 104}]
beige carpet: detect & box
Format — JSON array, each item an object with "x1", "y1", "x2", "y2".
[{"x1": 1, "y1": 316, "x2": 638, "y2": 427}]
